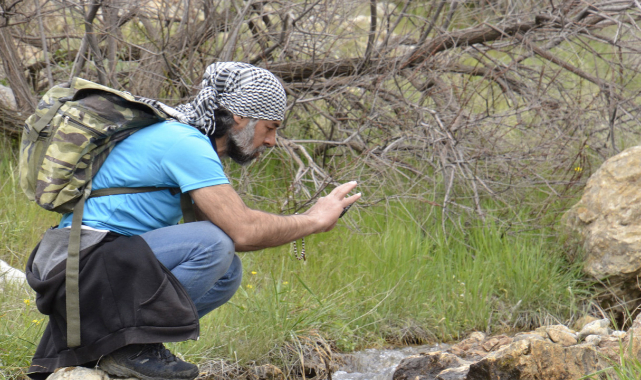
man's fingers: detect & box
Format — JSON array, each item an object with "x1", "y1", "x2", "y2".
[
  {"x1": 342, "y1": 193, "x2": 361, "y2": 207},
  {"x1": 330, "y1": 181, "x2": 358, "y2": 199},
  {"x1": 331, "y1": 181, "x2": 361, "y2": 210}
]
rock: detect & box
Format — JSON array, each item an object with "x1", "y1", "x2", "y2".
[
  {"x1": 466, "y1": 339, "x2": 531, "y2": 379},
  {"x1": 623, "y1": 314, "x2": 641, "y2": 362},
  {"x1": 393, "y1": 352, "x2": 470, "y2": 380},
  {"x1": 0, "y1": 259, "x2": 27, "y2": 286},
  {"x1": 480, "y1": 336, "x2": 513, "y2": 352},
  {"x1": 536, "y1": 324, "x2": 576, "y2": 334},
  {"x1": 547, "y1": 328, "x2": 578, "y2": 346},
  {"x1": 563, "y1": 146, "x2": 641, "y2": 312},
  {"x1": 392, "y1": 327, "x2": 629, "y2": 380},
  {"x1": 447, "y1": 334, "x2": 512, "y2": 362},
  {"x1": 512, "y1": 332, "x2": 545, "y2": 342},
  {"x1": 632, "y1": 311, "x2": 641, "y2": 330},
  {"x1": 582, "y1": 318, "x2": 610, "y2": 330},
  {"x1": 597, "y1": 335, "x2": 624, "y2": 358},
  {"x1": 584, "y1": 335, "x2": 602, "y2": 345},
  {"x1": 467, "y1": 332, "x2": 486, "y2": 342},
  {"x1": 612, "y1": 330, "x2": 627, "y2": 339},
  {"x1": 481, "y1": 338, "x2": 499, "y2": 352},
  {"x1": 448, "y1": 341, "x2": 485, "y2": 361},
  {"x1": 0, "y1": 84, "x2": 17, "y2": 111},
  {"x1": 436, "y1": 365, "x2": 469, "y2": 380},
  {"x1": 578, "y1": 318, "x2": 610, "y2": 340},
  {"x1": 46, "y1": 367, "x2": 136, "y2": 380},
  {"x1": 465, "y1": 339, "x2": 611, "y2": 380},
  {"x1": 251, "y1": 364, "x2": 285, "y2": 380},
  {"x1": 573, "y1": 315, "x2": 598, "y2": 331},
  {"x1": 533, "y1": 325, "x2": 578, "y2": 346}
]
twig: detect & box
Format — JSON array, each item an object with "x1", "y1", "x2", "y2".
[
  {"x1": 220, "y1": 0, "x2": 254, "y2": 61},
  {"x1": 35, "y1": 0, "x2": 53, "y2": 87},
  {"x1": 363, "y1": 0, "x2": 377, "y2": 67}
]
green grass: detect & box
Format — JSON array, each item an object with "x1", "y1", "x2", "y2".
[
  {"x1": 584, "y1": 339, "x2": 641, "y2": 380},
  {"x1": 0, "y1": 134, "x2": 585, "y2": 378},
  {"x1": 174, "y1": 208, "x2": 582, "y2": 362},
  {"x1": 0, "y1": 138, "x2": 58, "y2": 268}
]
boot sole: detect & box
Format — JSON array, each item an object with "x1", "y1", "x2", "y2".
[{"x1": 99, "y1": 355, "x2": 198, "y2": 380}]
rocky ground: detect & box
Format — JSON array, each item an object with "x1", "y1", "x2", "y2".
[
  {"x1": 46, "y1": 313, "x2": 641, "y2": 380},
  {"x1": 392, "y1": 315, "x2": 638, "y2": 380}
]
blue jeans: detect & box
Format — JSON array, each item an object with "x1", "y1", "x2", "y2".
[{"x1": 140, "y1": 221, "x2": 242, "y2": 318}]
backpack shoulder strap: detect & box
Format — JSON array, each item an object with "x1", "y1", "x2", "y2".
[{"x1": 66, "y1": 179, "x2": 91, "y2": 347}]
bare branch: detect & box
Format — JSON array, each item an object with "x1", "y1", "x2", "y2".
[{"x1": 363, "y1": 0, "x2": 376, "y2": 65}]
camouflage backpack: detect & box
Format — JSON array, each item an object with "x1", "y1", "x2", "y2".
[
  {"x1": 20, "y1": 77, "x2": 169, "y2": 213},
  {"x1": 19, "y1": 77, "x2": 194, "y2": 348}
]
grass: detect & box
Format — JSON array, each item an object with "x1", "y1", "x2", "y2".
[
  {"x1": 0, "y1": 133, "x2": 587, "y2": 378},
  {"x1": 182, "y1": 211, "x2": 582, "y2": 360},
  {"x1": 583, "y1": 338, "x2": 641, "y2": 380},
  {"x1": 0, "y1": 138, "x2": 58, "y2": 269},
  {"x1": 599, "y1": 356, "x2": 641, "y2": 380}
]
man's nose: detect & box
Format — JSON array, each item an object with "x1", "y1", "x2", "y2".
[{"x1": 264, "y1": 130, "x2": 276, "y2": 147}]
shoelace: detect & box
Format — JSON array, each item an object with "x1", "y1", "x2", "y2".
[
  {"x1": 128, "y1": 344, "x2": 177, "y2": 363},
  {"x1": 151, "y1": 343, "x2": 178, "y2": 362}
]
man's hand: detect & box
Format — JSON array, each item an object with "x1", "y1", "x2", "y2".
[
  {"x1": 304, "y1": 181, "x2": 361, "y2": 233},
  {"x1": 190, "y1": 181, "x2": 361, "y2": 251}
]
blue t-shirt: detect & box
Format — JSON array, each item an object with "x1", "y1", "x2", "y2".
[{"x1": 59, "y1": 121, "x2": 229, "y2": 236}]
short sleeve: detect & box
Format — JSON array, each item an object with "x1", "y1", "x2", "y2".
[{"x1": 160, "y1": 129, "x2": 229, "y2": 192}]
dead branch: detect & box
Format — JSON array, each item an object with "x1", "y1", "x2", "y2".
[
  {"x1": 1, "y1": 0, "x2": 640, "y2": 229},
  {"x1": 0, "y1": 27, "x2": 34, "y2": 111}
]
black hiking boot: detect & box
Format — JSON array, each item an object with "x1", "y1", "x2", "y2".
[{"x1": 99, "y1": 343, "x2": 199, "y2": 380}]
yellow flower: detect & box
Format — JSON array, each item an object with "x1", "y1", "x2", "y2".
[
  {"x1": 247, "y1": 284, "x2": 253, "y2": 289},
  {"x1": 282, "y1": 281, "x2": 289, "y2": 285},
  {"x1": 23, "y1": 299, "x2": 30, "y2": 306},
  {"x1": 251, "y1": 271, "x2": 257, "y2": 275},
  {"x1": 32, "y1": 319, "x2": 40, "y2": 325},
  {"x1": 574, "y1": 167, "x2": 583, "y2": 172}
]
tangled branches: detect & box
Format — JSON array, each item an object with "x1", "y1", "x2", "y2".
[{"x1": 1, "y1": 0, "x2": 640, "y2": 227}]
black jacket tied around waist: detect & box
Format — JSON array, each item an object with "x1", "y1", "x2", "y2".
[{"x1": 25, "y1": 230, "x2": 199, "y2": 379}]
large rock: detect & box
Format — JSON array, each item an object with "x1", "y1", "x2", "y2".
[
  {"x1": 468, "y1": 339, "x2": 610, "y2": 379},
  {"x1": 393, "y1": 352, "x2": 471, "y2": 380},
  {"x1": 47, "y1": 363, "x2": 284, "y2": 380},
  {"x1": 563, "y1": 146, "x2": 641, "y2": 311},
  {"x1": 250, "y1": 364, "x2": 285, "y2": 380},
  {"x1": 577, "y1": 319, "x2": 610, "y2": 340},
  {"x1": 0, "y1": 259, "x2": 27, "y2": 287},
  {"x1": 0, "y1": 84, "x2": 17, "y2": 110},
  {"x1": 46, "y1": 367, "x2": 135, "y2": 380},
  {"x1": 391, "y1": 317, "x2": 641, "y2": 380}
]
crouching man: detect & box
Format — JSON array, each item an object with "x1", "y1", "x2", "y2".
[{"x1": 26, "y1": 62, "x2": 359, "y2": 380}]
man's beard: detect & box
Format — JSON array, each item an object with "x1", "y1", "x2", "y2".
[{"x1": 226, "y1": 119, "x2": 266, "y2": 165}]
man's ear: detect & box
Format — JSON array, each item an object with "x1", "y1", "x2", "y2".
[{"x1": 232, "y1": 114, "x2": 244, "y2": 125}]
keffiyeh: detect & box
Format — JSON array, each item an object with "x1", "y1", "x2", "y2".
[{"x1": 136, "y1": 62, "x2": 287, "y2": 136}]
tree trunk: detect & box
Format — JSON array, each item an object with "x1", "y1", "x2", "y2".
[{"x1": 0, "y1": 27, "x2": 35, "y2": 113}]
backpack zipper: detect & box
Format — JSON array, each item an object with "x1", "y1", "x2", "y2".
[{"x1": 62, "y1": 114, "x2": 108, "y2": 138}]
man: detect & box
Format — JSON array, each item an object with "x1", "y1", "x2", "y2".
[{"x1": 27, "y1": 62, "x2": 360, "y2": 380}]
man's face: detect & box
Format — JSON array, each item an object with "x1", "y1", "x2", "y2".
[{"x1": 226, "y1": 117, "x2": 281, "y2": 165}]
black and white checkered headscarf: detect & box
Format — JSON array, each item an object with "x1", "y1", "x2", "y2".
[{"x1": 137, "y1": 62, "x2": 287, "y2": 136}]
